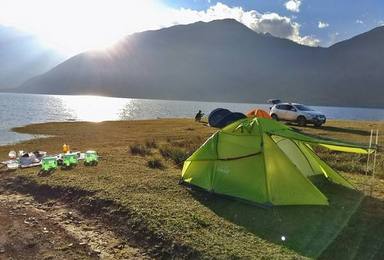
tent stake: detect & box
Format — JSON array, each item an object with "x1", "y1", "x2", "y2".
[
  {"x1": 365, "y1": 130, "x2": 373, "y2": 195},
  {"x1": 370, "y1": 129, "x2": 379, "y2": 197}
]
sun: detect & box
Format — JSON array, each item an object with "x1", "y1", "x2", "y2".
[{"x1": 0, "y1": 0, "x2": 166, "y2": 55}]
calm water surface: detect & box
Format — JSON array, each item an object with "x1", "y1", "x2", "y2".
[{"x1": 0, "y1": 93, "x2": 383, "y2": 145}]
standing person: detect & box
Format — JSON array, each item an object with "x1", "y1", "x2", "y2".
[{"x1": 195, "y1": 110, "x2": 204, "y2": 122}]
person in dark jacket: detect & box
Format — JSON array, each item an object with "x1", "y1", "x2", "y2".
[{"x1": 195, "y1": 110, "x2": 204, "y2": 122}]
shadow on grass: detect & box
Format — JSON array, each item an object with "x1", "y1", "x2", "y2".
[
  {"x1": 189, "y1": 182, "x2": 364, "y2": 258},
  {"x1": 319, "y1": 195, "x2": 384, "y2": 259}
]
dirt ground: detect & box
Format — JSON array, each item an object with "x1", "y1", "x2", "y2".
[{"x1": 0, "y1": 173, "x2": 147, "y2": 260}]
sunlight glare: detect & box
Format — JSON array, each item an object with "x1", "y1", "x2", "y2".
[
  {"x1": 59, "y1": 95, "x2": 129, "y2": 122},
  {"x1": 0, "y1": 0, "x2": 166, "y2": 54}
]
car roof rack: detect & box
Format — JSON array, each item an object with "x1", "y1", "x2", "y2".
[{"x1": 267, "y1": 99, "x2": 282, "y2": 104}]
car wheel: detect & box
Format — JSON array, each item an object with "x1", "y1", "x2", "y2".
[
  {"x1": 297, "y1": 116, "x2": 307, "y2": 126},
  {"x1": 314, "y1": 122, "x2": 322, "y2": 127},
  {"x1": 271, "y1": 114, "x2": 279, "y2": 121}
]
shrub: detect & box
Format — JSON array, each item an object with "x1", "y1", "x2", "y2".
[
  {"x1": 147, "y1": 157, "x2": 165, "y2": 170},
  {"x1": 130, "y1": 143, "x2": 151, "y2": 156},
  {"x1": 160, "y1": 145, "x2": 192, "y2": 167}
]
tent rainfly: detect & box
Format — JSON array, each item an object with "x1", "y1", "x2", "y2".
[{"x1": 181, "y1": 118, "x2": 373, "y2": 206}]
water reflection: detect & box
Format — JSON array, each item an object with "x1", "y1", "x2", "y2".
[{"x1": 59, "y1": 95, "x2": 129, "y2": 122}]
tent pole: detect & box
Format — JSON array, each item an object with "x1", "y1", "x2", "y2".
[
  {"x1": 370, "y1": 129, "x2": 379, "y2": 196},
  {"x1": 365, "y1": 130, "x2": 373, "y2": 195}
]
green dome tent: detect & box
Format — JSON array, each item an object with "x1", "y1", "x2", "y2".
[{"x1": 181, "y1": 118, "x2": 372, "y2": 206}]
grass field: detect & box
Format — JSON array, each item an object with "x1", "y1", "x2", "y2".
[{"x1": 0, "y1": 119, "x2": 383, "y2": 259}]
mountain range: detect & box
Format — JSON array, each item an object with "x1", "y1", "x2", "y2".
[
  {"x1": 5, "y1": 19, "x2": 384, "y2": 107},
  {"x1": 0, "y1": 25, "x2": 65, "y2": 89}
]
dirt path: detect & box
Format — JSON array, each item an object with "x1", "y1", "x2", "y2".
[{"x1": 0, "y1": 174, "x2": 147, "y2": 260}]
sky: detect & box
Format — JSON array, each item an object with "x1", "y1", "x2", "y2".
[{"x1": 0, "y1": 0, "x2": 383, "y2": 55}]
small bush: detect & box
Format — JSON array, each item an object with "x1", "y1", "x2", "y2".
[
  {"x1": 145, "y1": 139, "x2": 158, "y2": 149},
  {"x1": 147, "y1": 157, "x2": 165, "y2": 170},
  {"x1": 130, "y1": 143, "x2": 151, "y2": 156},
  {"x1": 160, "y1": 145, "x2": 192, "y2": 167}
]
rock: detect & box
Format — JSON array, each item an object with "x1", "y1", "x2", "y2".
[{"x1": 24, "y1": 217, "x2": 38, "y2": 226}]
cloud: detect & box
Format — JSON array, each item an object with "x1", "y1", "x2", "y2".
[
  {"x1": 168, "y1": 3, "x2": 319, "y2": 46},
  {"x1": 285, "y1": 0, "x2": 301, "y2": 13},
  {"x1": 356, "y1": 19, "x2": 364, "y2": 24},
  {"x1": 318, "y1": 21, "x2": 329, "y2": 29}
]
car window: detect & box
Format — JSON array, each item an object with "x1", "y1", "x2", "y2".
[
  {"x1": 295, "y1": 105, "x2": 314, "y2": 111},
  {"x1": 276, "y1": 104, "x2": 296, "y2": 111},
  {"x1": 279, "y1": 105, "x2": 291, "y2": 110}
]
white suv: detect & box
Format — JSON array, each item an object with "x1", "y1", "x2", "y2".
[{"x1": 270, "y1": 103, "x2": 326, "y2": 127}]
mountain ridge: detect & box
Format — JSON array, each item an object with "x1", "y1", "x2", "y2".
[{"x1": 15, "y1": 19, "x2": 384, "y2": 108}]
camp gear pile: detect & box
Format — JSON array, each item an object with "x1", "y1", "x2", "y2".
[{"x1": 1, "y1": 149, "x2": 99, "y2": 172}]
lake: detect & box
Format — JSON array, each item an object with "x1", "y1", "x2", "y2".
[{"x1": 0, "y1": 93, "x2": 383, "y2": 145}]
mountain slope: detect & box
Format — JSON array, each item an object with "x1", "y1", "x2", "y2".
[
  {"x1": 0, "y1": 26, "x2": 65, "y2": 89},
  {"x1": 18, "y1": 19, "x2": 384, "y2": 107}
]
